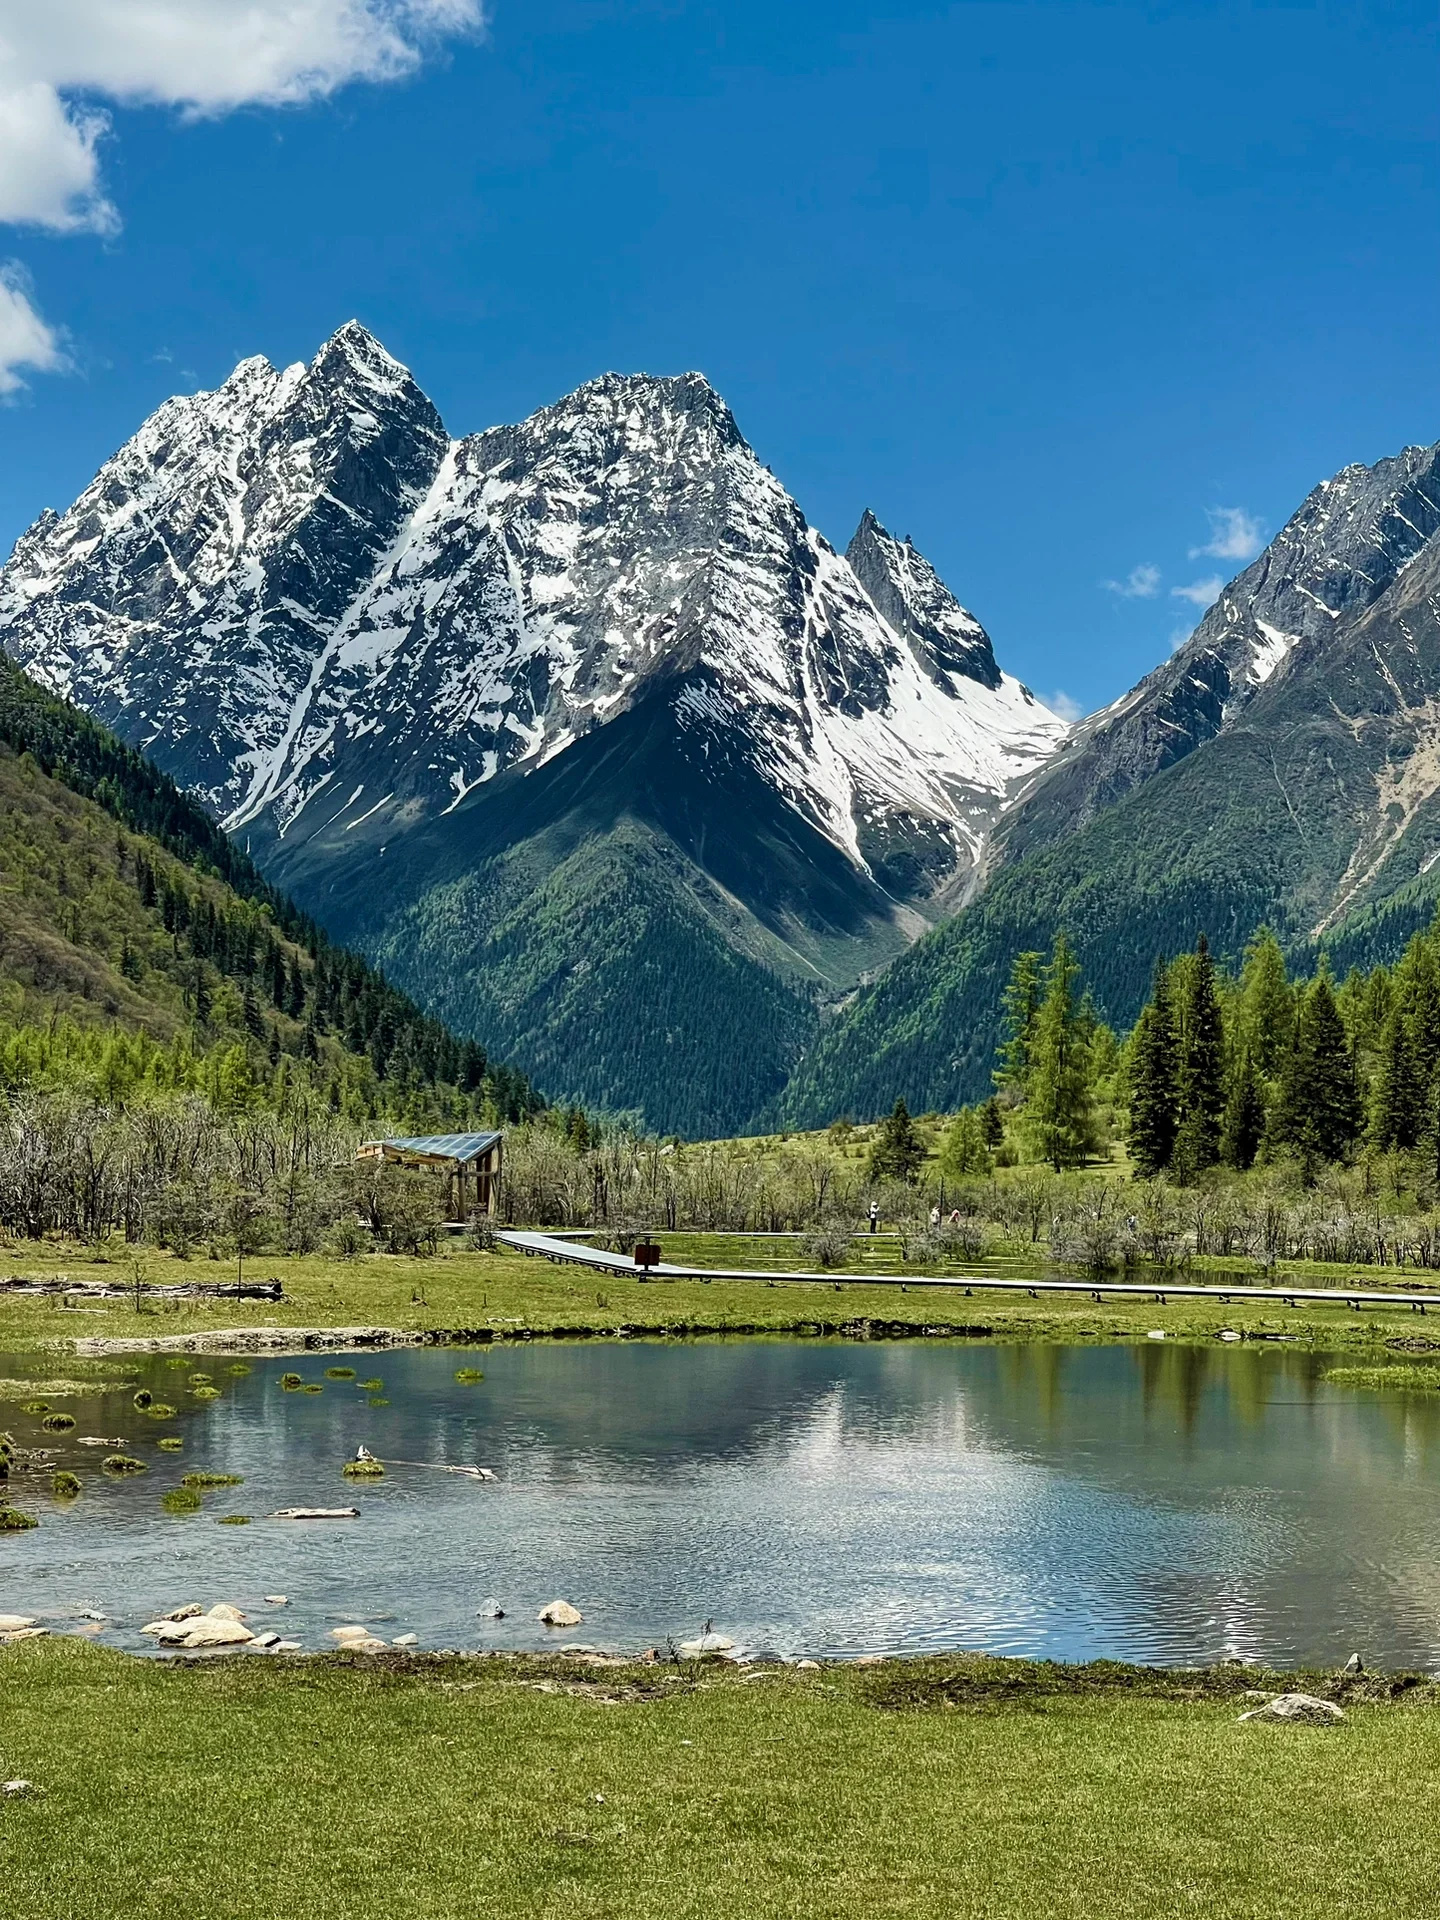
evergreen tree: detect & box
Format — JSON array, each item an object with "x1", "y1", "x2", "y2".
[
  {"x1": 938, "y1": 1107, "x2": 992, "y2": 1178},
  {"x1": 1270, "y1": 974, "x2": 1365, "y2": 1169},
  {"x1": 1237, "y1": 927, "x2": 1292, "y2": 1075},
  {"x1": 994, "y1": 951, "x2": 1044, "y2": 1100},
  {"x1": 1023, "y1": 934, "x2": 1094, "y2": 1172},
  {"x1": 867, "y1": 1097, "x2": 926, "y2": 1184},
  {"x1": 1397, "y1": 936, "x2": 1440, "y2": 1087},
  {"x1": 1370, "y1": 1004, "x2": 1425, "y2": 1151},
  {"x1": 979, "y1": 1096, "x2": 1006, "y2": 1146},
  {"x1": 1172, "y1": 933, "x2": 1225, "y2": 1179},
  {"x1": 1219, "y1": 1051, "x2": 1266, "y2": 1170},
  {"x1": 1126, "y1": 960, "x2": 1180, "y2": 1178}
]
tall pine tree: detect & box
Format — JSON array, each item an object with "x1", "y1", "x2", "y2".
[
  {"x1": 1127, "y1": 959, "x2": 1180, "y2": 1178},
  {"x1": 1219, "y1": 1050, "x2": 1266, "y2": 1170},
  {"x1": 1236, "y1": 927, "x2": 1293, "y2": 1075},
  {"x1": 1370, "y1": 1003, "x2": 1425, "y2": 1152},
  {"x1": 1023, "y1": 933, "x2": 1094, "y2": 1172},
  {"x1": 1270, "y1": 973, "x2": 1364, "y2": 1170},
  {"x1": 1172, "y1": 933, "x2": 1225, "y2": 1180},
  {"x1": 994, "y1": 951, "x2": 1044, "y2": 1101}
]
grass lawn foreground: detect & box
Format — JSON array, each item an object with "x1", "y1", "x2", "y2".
[{"x1": 1, "y1": 1640, "x2": 1437, "y2": 1920}]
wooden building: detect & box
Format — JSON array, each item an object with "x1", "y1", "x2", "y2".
[{"x1": 355, "y1": 1130, "x2": 503, "y2": 1219}]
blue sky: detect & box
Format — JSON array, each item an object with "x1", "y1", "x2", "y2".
[{"x1": 0, "y1": 0, "x2": 1435, "y2": 714}]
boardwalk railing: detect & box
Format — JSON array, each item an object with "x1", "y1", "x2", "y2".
[{"x1": 496, "y1": 1229, "x2": 1440, "y2": 1312}]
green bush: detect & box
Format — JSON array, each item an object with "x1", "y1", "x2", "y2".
[
  {"x1": 161, "y1": 1487, "x2": 202, "y2": 1514},
  {"x1": 0, "y1": 1506, "x2": 38, "y2": 1530},
  {"x1": 342, "y1": 1459, "x2": 385, "y2": 1479},
  {"x1": 41, "y1": 1412, "x2": 76, "y2": 1433},
  {"x1": 50, "y1": 1472, "x2": 81, "y2": 1499}
]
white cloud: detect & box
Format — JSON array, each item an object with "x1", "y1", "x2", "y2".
[
  {"x1": 0, "y1": 262, "x2": 67, "y2": 394},
  {"x1": 1101, "y1": 562, "x2": 1161, "y2": 600},
  {"x1": 1190, "y1": 506, "x2": 1265, "y2": 564},
  {"x1": 0, "y1": 2, "x2": 485, "y2": 232},
  {"x1": 1171, "y1": 575, "x2": 1224, "y2": 609},
  {"x1": 1042, "y1": 690, "x2": 1085, "y2": 724}
]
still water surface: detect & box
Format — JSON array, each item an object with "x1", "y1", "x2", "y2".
[{"x1": 4, "y1": 1339, "x2": 1440, "y2": 1666}]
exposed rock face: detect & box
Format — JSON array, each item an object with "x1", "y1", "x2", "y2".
[{"x1": 998, "y1": 441, "x2": 1440, "y2": 863}]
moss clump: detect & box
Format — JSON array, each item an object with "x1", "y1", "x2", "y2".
[
  {"x1": 101, "y1": 1454, "x2": 146, "y2": 1475},
  {"x1": 454, "y1": 1368, "x2": 485, "y2": 1385},
  {"x1": 146, "y1": 1403, "x2": 177, "y2": 1419},
  {"x1": 279, "y1": 1373, "x2": 304, "y2": 1391},
  {"x1": 342, "y1": 1459, "x2": 385, "y2": 1479},
  {"x1": 41, "y1": 1412, "x2": 77, "y2": 1433},
  {"x1": 188, "y1": 1373, "x2": 213, "y2": 1385},
  {"x1": 133, "y1": 1389, "x2": 153, "y2": 1409},
  {"x1": 301, "y1": 1384, "x2": 324, "y2": 1395},
  {"x1": 156, "y1": 1437, "x2": 184, "y2": 1452},
  {"x1": 163, "y1": 1358, "x2": 189, "y2": 1370},
  {"x1": 192, "y1": 1386, "x2": 222, "y2": 1401},
  {"x1": 181, "y1": 1472, "x2": 243, "y2": 1489},
  {"x1": 50, "y1": 1471, "x2": 82, "y2": 1499},
  {"x1": 20, "y1": 1400, "x2": 49, "y2": 1415},
  {"x1": 368, "y1": 1397, "x2": 389, "y2": 1407},
  {"x1": 225, "y1": 1364, "x2": 252, "y2": 1377},
  {"x1": 217, "y1": 1513, "x2": 251, "y2": 1526},
  {"x1": 325, "y1": 1367, "x2": 356, "y2": 1380},
  {"x1": 161, "y1": 1487, "x2": 202, "y2": 1514},
  {"x1": 0, "y1": 1506, "x2": 38, "y2": 1530},
  {"x1": 358, "y1": 1379, "x2": 383, "y2": 1391}
]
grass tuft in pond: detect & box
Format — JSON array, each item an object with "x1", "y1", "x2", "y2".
[
  {"x1": 20, "y1": 1400, "x2": 48, "y2": 1414},
  {"x1": 0, "y1": 1506, "x2": 38, "y2": 1530},
  {"x1": 225, "y1": 1364, "x2": 251, "y2": 1377},
  {"x1": 301, "y1": 1384, "x2": 324, "y2": 1395},
  {"x1": 181, "y1": 1472, "x2": 243, "y2": 1489},
  {"x1": 454, "y1": 1368, "x2": 485, "y2": 1384},
  {"x1": 50, "y1": 1471, "x2": 81, "y2": 1499},
  {"x1": 279, "y1": 1373, "x2": 303, "y2": 1390},
  {"x1": 156, "y1": 1437, "x2": 183, "y2": 1451},
  {"x1": 41, "y1": 1412, "x2": 76, "y2": 1433},
  {"x1": 368, "y1": 1397, "x2": 389, "y2": 1407},
  {"x1": 1326, "y1": 1364, "x2": 1440, "y2": 1392},
  {"x1": 217, "y1": 1513, "x2": 251, "y2": 1525},
  {"x1": 358, "y1": 1378, "x2": 383, "y2": 1391},
  {"x1": 161, "y1": 1487, "x2": 202, "y2": 1515},
  {"x1": 342, "y1": 1459, "x2": 385, "y2": 1479},
  {"x1": 145, "y1": 1402, "x2": 177, "y2": 1419},
  {"x1": 325, "y1": 1367, "x2": 356, "y2": 1380},
  {"x1": 192, "y1": 1386, "x2": 222, "y2": 1401},
  {"x1": 188, "y1": 1373, "x2": 213, "y2": 1384},
  {"x1": 101, "y1": 1455, "x2": 146, "y2": 1475}
]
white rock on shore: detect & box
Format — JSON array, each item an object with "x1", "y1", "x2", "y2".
[{"x1": 1238, "y1": 1693, "x2": 1345, "y2": 1724}]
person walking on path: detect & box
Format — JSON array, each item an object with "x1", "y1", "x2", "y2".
[{"x1": 868, "y1": 1201, "x2": 879, "y2": 1234}]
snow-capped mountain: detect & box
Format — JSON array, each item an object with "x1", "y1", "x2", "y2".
[
  {"x1": 999, "y1": 438, "x2": 1440, "y2": 861},
  {"x1": 0, "y1": 323, "x2": 1067, "y2": 1131}
]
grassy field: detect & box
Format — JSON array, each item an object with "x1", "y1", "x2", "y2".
[
  {"x1": 1, "y1": 1234, "x2": 1439, "y2": 1366},
  {"x1": 0, "y1": 1639, "x2": 1434, "y2": 1920}
]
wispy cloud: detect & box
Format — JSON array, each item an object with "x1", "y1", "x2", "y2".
[
  {"x1": 1043, "y1": 690, "x2": 1085, "y2": 724},
  {"x1": 1101, "y1": 562, "x2": 1161, "y2": 600},
  {"x1": 0, "y1": 261, "x2": 67, "y2": 395},
  {"x1": 1171, "y1": 575, "x2": 1224, "y2": 609},
  {"x1": 1191, "y1": 506, "x2": 1265, "y2": 563}
]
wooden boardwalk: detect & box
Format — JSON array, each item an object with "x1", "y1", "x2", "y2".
[{"x1": 496, "y1": 1229, "x2": 1440, "y2": 1313}]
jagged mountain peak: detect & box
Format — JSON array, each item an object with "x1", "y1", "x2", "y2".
[{"x1": 846, "y1": 509, "x2": 1002, "y2": 693}]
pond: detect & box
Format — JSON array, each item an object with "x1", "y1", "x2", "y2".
[{"x1": 4, "y1": 1339, "x2": 1440, "y2": 1667}]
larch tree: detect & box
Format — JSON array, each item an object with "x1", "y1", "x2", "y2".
[
  {"x1": 1023, "y1": 934, "x2": 1094, "y2": 1172},
  {"x1": 1236, "y1": 927, "x2": 1293, "y2": 1076},
  {"x1": 994, "y1": 951, "x2": 1044, "y2": 1101}
]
